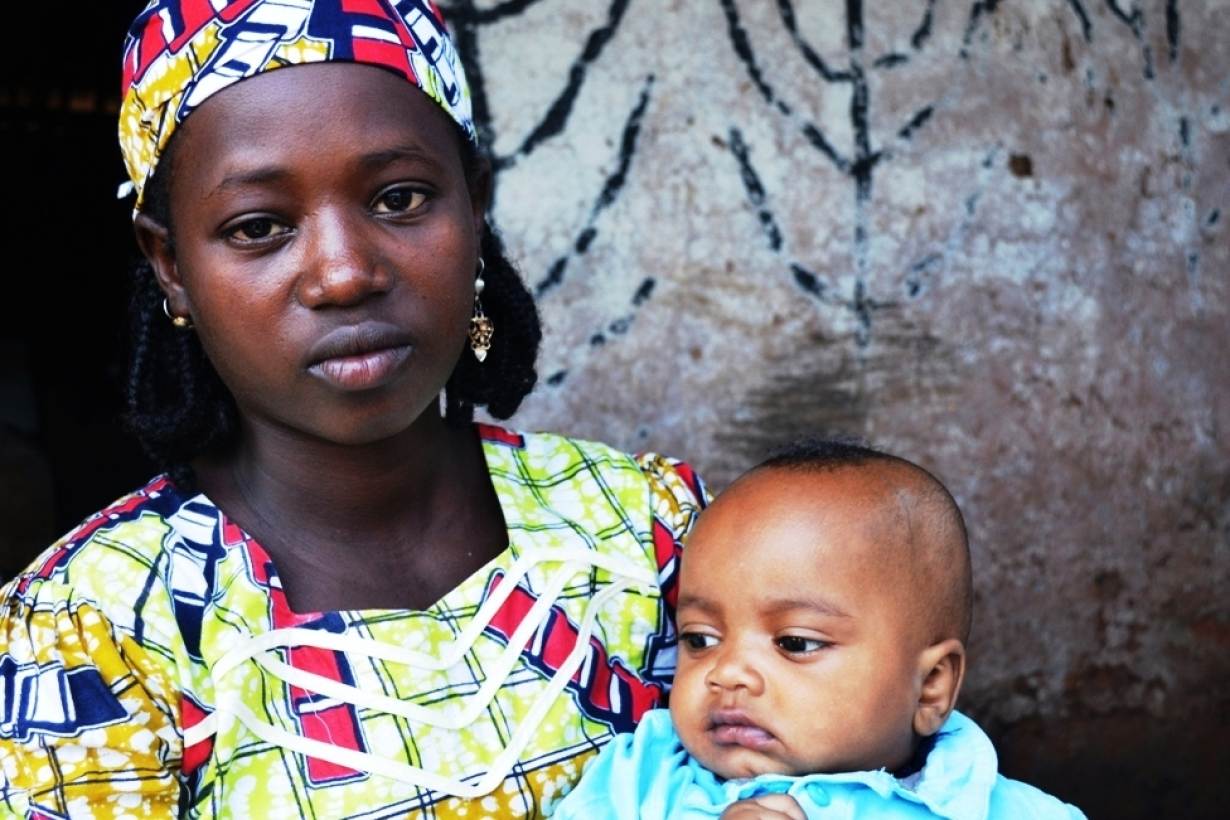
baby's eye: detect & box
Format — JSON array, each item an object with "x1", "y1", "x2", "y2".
[
  {"x1": 373, "y1": 186, "x2": 428, "y2": 214},
  {"x1": 225, "y1": 217, "x2": 289, "y2": 243},
  {"x1": 680, "y1": 632, "x2": 719, "y2": 651},
  {"x1": 775, "y1": 635, "x2": 828, "y2": 654}
]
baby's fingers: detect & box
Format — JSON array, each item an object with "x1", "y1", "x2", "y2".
[{"x1": 718, "y1": 794, "x2": 807, "y2": 820}]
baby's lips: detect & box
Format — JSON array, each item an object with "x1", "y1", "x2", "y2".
[
  {"x1": 707, "y1": 709, "x2": 777, "y2": 749},
  {"x1": 710, "y1": 722, "x2": 777, "y2": 749}
]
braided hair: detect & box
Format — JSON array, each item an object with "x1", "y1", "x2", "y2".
[{"x1": 126, "y1": 127, "x2": 541, "y2": 488}]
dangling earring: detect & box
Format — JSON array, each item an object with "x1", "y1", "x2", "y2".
[
  {"x1": 468, "y1": 258, "x2": 494, "y2": 362},
  {"x1": 162, "y1": 297, "x2": 193, "y2": 329}
]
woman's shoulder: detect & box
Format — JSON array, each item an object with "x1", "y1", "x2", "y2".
[
  {"x1": 478, "y1": 423, "x2": 709, "y2": 519},
  {"x1": 3, "y1": 475, "x2": 197, "y2": 628},
  {"x1": 0, "y1": 476, "x2": 189, "y2": 815},
  {"x1": 476, "y1": 425, "x2": 708, "y2": 625},
  {"x1": 478, "y1": 422, "x2": 637, "y2": 468}
]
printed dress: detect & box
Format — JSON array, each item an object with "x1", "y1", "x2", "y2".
[{"x1": 0, "y1": 426, "x2": 706, "y2": 818}]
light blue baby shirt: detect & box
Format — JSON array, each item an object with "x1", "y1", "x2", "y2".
[{"x1": 549, "y1": 709, "x2": 1085, "y2": 819}]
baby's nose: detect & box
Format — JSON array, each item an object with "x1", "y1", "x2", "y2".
[{"x1": 703, "y1": 650, "x2": 765, "y2": 695}]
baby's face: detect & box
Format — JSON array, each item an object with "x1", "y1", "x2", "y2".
[{"x1": 670, "y1": 467, "x2": 927, "y2": 780}]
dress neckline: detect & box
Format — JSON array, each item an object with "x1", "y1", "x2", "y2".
[{"x1": 187, "y1": 423, "x2": 519, "y2": 621}]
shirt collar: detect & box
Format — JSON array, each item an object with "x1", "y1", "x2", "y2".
[{"x1": 716, "y1": 711, "x2": 999, "y2": 820}]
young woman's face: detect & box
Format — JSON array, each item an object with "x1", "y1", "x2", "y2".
[{"x1": 144, "y1": 63, "x2": 485, "y2": 446}]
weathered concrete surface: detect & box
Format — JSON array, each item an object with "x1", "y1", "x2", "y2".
[{"x1": 449, "y1": 0, "x2": 1229, "y2": 814}]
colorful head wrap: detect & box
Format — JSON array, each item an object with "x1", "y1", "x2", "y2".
[{"x1": 119, "y1": 0, "x2": 475, "y2": 211}]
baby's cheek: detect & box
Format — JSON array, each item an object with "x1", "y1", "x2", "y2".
[{"x1": 668, "y1": 674, "x2": 704, "y2": 738}]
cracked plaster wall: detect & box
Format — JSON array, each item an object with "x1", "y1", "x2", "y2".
[{"x1": 449, "y1": 0, "x2": 1229, "y2": 814}]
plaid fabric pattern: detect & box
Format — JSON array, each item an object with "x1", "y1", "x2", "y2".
[{"x1": 0, "y1": 427, "x2": 706, "y2": 818}]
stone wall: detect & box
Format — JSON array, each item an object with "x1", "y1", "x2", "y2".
[{"x1": 445, "y1": 1, "x2": 1229, "y2": 814}]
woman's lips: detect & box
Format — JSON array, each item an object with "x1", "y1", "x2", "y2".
[
  {"x1": 707, "y1": 711, "x2": 777, "y2": 750},
  {"x1": 309, "y1": 345, "x2": 412, "y2": 391},
  {"x1": 306, "y1": 322, "x2": 413, "y2": 391}
]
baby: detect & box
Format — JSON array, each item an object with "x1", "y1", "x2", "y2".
[{"x1": 553, "y1": 440, "x2": 1085, "y2": 819}]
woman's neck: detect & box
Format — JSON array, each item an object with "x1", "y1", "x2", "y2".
[
  {"x1": 223, "y1": 410, "x2": 461, "y2": 531},
  {"x1": 192, "y1": 410, "x2": 508, "y2": 611}
]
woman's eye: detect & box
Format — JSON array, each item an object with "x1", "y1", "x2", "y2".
[
  {"x1": 226, "y1": 217, "x2": 288, "y2": 242},
  {"x1": 681, "y1": 632, "x2": 719, "y2": 651},
  {"x1": 775, "y1": 635, "x2": 828, "y2": 654},
  {"x1": 373, "y1": 187, "x2": 428, "y2": 214}
]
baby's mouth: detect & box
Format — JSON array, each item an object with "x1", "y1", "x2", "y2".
[{"x1": 707, "y1": 710, "x2": 777, "y2": 749}]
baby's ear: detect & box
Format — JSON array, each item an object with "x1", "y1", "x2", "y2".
[{"x1": 912, "y1": 639, "x2": 965, "y2": 737}]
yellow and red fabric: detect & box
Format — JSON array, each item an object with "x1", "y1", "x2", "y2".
[
  {"x1": 118, "y1": 0, "x2": 476, "y2": 210},
  {"x1": 0, "y1": 428, "x2": 706, "y2": 818}
]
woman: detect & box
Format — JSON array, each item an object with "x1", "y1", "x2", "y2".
[{"x1": 0, "y1": 2, "x2": 704, "y2": 816}]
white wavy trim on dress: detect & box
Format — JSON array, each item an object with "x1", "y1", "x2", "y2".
[{"x1": 184, "y1": 547, "x2": 658, "y2": 797}]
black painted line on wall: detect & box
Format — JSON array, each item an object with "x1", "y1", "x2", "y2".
[
  {"x1": 534, "y1": 74, "x2": 655, "y2": 298},
  {"x1": 449, "y1": 0, "x2": 632, "y2": 174},
  {"x1": 845, "y1": 0, "x2": 864, "y2": 51},
  {"x1": 443, "y1": 0, "x2": 545, "y2": 25},
  {"x1": 1066, "y1": 0, "x2": 1093, "y2": 42},
  {"x1": 850, "y1": 279, "x2": 897, "y2": 343},
  {"x1": 729, "y1": 129, "x2": 848, "y2": 313},
  {"x1": 905, "y1": 253, "x2": 943, "y2": 299},
  {"x1": 720, "y1": 0, "x2": 786, "y2": 109},
  {"x1": 775, "y1": 0, "x2": 853, "y2": 82},
  {"x1": 721, "y1": 0, "x2": 944, "y2": 295},
  {"x1": 800, "y1": 124, "x2": 849, "y2": 173},
  {"x1": 580, "y1": 277, "x2": 653, "y2": 355},
  {"x1": 1103, "y1": 0, "x2": 1155, "y2": 79},
  {"x1": 870, "y1": 0, "x2": 940, "y2": 70},
  {"x1": 720, "y1": 0, "x2": 849, "y2": 172},
  {"x1": 897, "y1": 106, "x2": 935, "y2": 141},
  {"x1": 1166, "y1": 0, "x2": 1180, "y2": 62},
  {"x1": 791, "y1": 264, "x2": 841, "y2": 305},
  {"x1": 850, "y1": 74, "x2": 877, "y2": 206},
  {"x1": 592, "y1": 74, "x2": 653, "y2": 214},
  {"x1": 960, "y1": 0, "x2": 1003, "y2": 58},
  {"x1": 728, "y1": 127, "x2": 783, "y2": 253},
  {"x1": 874, "y1": 53, "x2": 909, "y2": 70},
  {"x1": 501, "y1": 0, "x2": 632, "y2": 169},
  {"x1": 632, "y1": 278, "x2": 655, "y2": 306},
  {"x1": 875, "y1": 0, "x2": 940, "y2": 70},
  {"x1": 1104, "y1": 0, "x2": 1141, "y2": 30},
  {"x1": 912, "y1": 0, "x2": 937, "y2": 50}
]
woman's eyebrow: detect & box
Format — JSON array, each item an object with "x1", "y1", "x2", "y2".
[
  {"x1": 206, "y1": 166, "x2": 291, "y2": 200},
  {"x1": 358, "y1": 145, "x2": 446, "y2": 172},
  {"x1": 205, "y1": 145, "x2": 444, "y2": 200}
]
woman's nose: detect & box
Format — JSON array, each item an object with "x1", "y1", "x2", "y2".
[
  {"x1": 704, "y1": 645, "x2": 765, "y2": 696},
  {"x1": 297, "y1": 209, "x2": 392, "y2": 307}
]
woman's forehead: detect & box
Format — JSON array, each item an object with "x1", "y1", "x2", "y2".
[{"x1": 175, "y1": 63, "x2": 464, "y2": 170}]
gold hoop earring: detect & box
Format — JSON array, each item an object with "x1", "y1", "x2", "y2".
[
  {"x1": 162, "y1": 297, "x2": 193, "y2": 329},
  {"x1": 468, "y1": 258, "x2": 494, "y2": 362}
]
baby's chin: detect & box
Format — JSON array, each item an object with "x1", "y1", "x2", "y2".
[{"x1": 690, "y1": 744, "x2": 803, "y2": 781}]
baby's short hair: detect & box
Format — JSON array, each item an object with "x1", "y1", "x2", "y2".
[{"x1": 751, "y1": 437, "x2": 973, "y2": 644}]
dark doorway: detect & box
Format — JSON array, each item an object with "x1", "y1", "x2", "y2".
[{"x1": 1, "y1": 6, "x2": 156, "y2": 578}]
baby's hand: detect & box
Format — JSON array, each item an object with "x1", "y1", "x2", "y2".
[{"x1": 718, "y1": 794, "x2": 806, "y2": 820}]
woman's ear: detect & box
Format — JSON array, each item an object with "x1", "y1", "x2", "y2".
[
  {"x1": 912, "y1": 638, "x2": 966, "y2": 737},
  {"x1": 466, "y1": 156, "x2": 492, "y2": 238},
  {"x1": 134, "y1": 213, "x2": 190, "y2": 317}
]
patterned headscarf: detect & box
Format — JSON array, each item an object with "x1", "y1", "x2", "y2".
[{"x1": 118, "y1": 0, "x2": 475, "y2": 211}]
